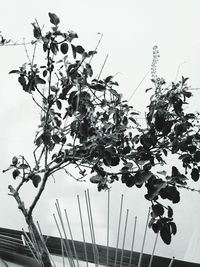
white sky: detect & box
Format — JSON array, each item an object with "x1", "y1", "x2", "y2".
[{"x1": 1, "y1": 0, "x2": 200, "y2": 264}]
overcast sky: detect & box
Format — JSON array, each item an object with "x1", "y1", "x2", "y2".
[{"x1": 1, "y1": 0, "x2": 200, "y2": 264}]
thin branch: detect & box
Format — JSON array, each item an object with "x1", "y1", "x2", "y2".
[
  {"x1": 31, "y1": 41, "x2": 37, "y2": 66},
  {"x1": 28, "y1": 171, "x2": 50, "y2": 218},
  {"x1": 97, "y1": 54, "x2": 109, "y2": 80},
  {"x1": 0, "y1": 41, "x2": 34, "y2": 47},
  {"x1": 89, "y1": 33, "x2": 103, "y2": 64},
  {"x1": 32, "y1": 96, "x2": 46, "y2": 113},
  {"x1": 128, "y1": 70, "x2": 150, "y2": 102},
  {"x1": 8, "y1": 185, "x2": 28, "y2": 218},
  {"x1": 23, "y1": 38, "x2": 32, "y2": 65}
]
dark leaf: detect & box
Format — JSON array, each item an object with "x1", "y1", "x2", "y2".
[
  {"x1": 160, "y1": 224, "x2": 171, "y2": 245},
  {"x1": 110, "y1": 156, "x2": 120, "y2": 166},
  {"x1": 105, "y1": 76, "x2": 113, "y2": 83},
  {"x1": 183, "y1": 91, "x2": 192, "y2": 98},
  {"x1": 152, "y1": 203, "x2": 164, "y2": 216},
  {"x1": 152, "y1": 222, "x2": 161, "y2": 233},
  {"x1": 48, "y1": 12, "x2": 60, "y2": 26},
  {"x1": 34, "y1": 77, "x2": 46, "y2": 85},
  {"x1": 194, "y1": 151, "x2": 200, "y2": 162},
  {"x1": 9, "y1": 70, "x2": 21, "y2": 74},
  {"x1": 126, "y1": 175, "x2": 136, "y2": 187},
  {"x1": 88, "y1": 50, "x2": 97, "y2": 57},
  {"x1": 181, "y1": 76, "x2": 189, "y2": 85},
  {"x1": 12, "y1": 156, "x2": 18, "y2": 166},
  {"x1": 76, "y1": 45, "x2": 85, "y2": 54},
  {"x1": 60, "y1": 43, "x2": 69, "y2": 54},
  {"x1": 43, "y1": 70, "x2": 47, "y2": 78},
  {"x1": 52, "y1": 134, "x2": 60, "y2": 144},
  {"x1": 12, "y1": 169, "x2": 20, "y2": 179},
  {"x1": 90, "y1": 84, "x2": 106, "y2": 91},
  {"x1": 41, "y1": 133, "x2": 52, "y2": 146},
  {"x1": 155, "y1": 113, "x2": 165, "y2": 131},
  {"x1": 85, "y1": 63, "x2": 93, "y2": 77},
  {"x1": 90, "y1": 174, "x2": 103, "y2": 183},
  {"x1": 169, "y1": 222, "x2": 177, "y2": 235},
  {"x1": 135, "y1": 170, "x2": 153, "y2": 185},
  {"x1": 56, "y1": 100, "x2": 62, "y2": 110},
  {"x1": 168, "y1": 206, "x2": 173, "y2": 218},
  {"x1": 50, "y1": 42, "x2": 59, "y2": 55},
  {"x1": 19, "y1": 164, "x2": 29, "y2": 169},
  {"x1": 71, "y1": 44, "x2": 77, "y2": 59},
  {"x1": 109, "y1": 88, "x2": 119, "y2": 97},
  {"x1": 32, "y1": 174, "x2": 41, "y2": 188},
  {"x1": 171, "y1": 166, "x2": 179, "y2": 177},
  {"x1": 33, "y1": 26, "x2": 41, "y2": 39},
  {"x1": 163, "y1": 149, "x2": 168, "y2": 157},
  {"x1": 191, "y1": 168, "x2": 199, "y2": 182},
  {"x1": 129, "y1": 117, "x2": 137, "y2": 124}
]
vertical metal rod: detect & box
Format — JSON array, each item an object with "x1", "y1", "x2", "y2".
[
  {"x1": 87, "y1": 189, "x2": 99, "y2": 265},
  {"x1": 107, "y1": 189, "x2": 110, "y2": 267},
  {"x1": 128, "y1": 216, "x2": 137, "y2": 267},
  {"x1": 137, "y1": 208, "x2": 151, "y2": 267},
  {"x1": 120, "y1": 209, "x2": 129, "y2": 267},
  {"x1": 53, "y1": 213, "x2": 73, "y2": 267},
  {"x1": 28, "y1": 225, "x2": 43, "y2": 266},
  {"x1": 84, "y1": 190, "x2": 98, "y2": 267},
  {"x1": 60, "y1": 238, "x2": 66, "y2": 267},
  {"x1": 55, "y1": 200, "x2": 75, "y2": 267},
  {"x1": 148, "y1": 233, "x2": 159, "y2": 267},
  {"x1": 114, "y1": 194, "x2": 124, "y2": 267},
  {"x1": 168, "y1": 256, "x2": 175, "y2": 267},
  {"x1": 36, "y1": 221, "x2": 56, "y2": 267},
  {"x1": 77, "y1": 195, "x2": 89, "y2": 267},
  {"x1": 64, "y1": 209, "x2": 80, "y2": 267},
  {"x1": 22, "y1": 230, "x2": 40, "y2": 264}
]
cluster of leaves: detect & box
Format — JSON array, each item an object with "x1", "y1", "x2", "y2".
[{"x1": 3, "y1": 13, "x2": 200, "y2": 245}]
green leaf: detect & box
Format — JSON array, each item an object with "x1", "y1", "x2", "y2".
[
  {"x1": 12, "y1": 169, "x2": 20, "y2": 179},
  {"x1": 32, "y1": 174, "x2": 41, "y2": 188},
  {"x1": 48, "y1": 12, "x2": 60, "y2": 26},
  {"x1": 60, "y1": 42, "x2": 69, "y2": 54}
]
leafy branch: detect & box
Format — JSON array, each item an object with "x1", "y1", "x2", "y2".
[{"x1": 2, "y1": 12, "x2": 200, "y2": 250}]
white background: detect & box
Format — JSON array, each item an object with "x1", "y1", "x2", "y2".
[{"x1": 0, "y1": 0, "x2": 200, "y2": 264}]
